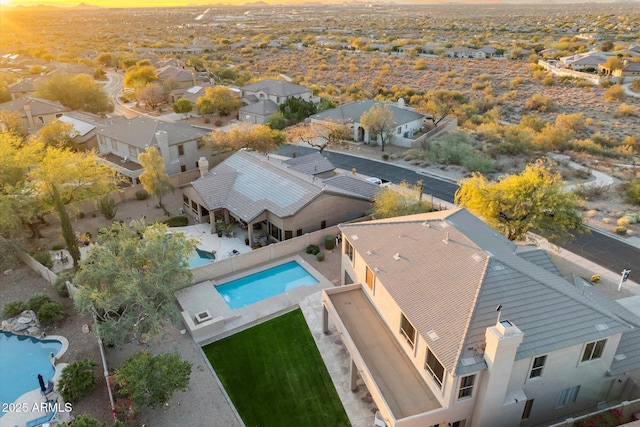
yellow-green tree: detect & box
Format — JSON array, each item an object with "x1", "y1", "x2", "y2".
[
  {"x1": 455, "y1": 161, "x2": 582, "y2": 243},
  {"x1": 455, "y1": 161, "x2": 583, "y2": 242},
  {"x1": 360, "y1": 104, "x2": 395, "y2": 152},
  {"x1": 138, "y1": 147, "x2": 174, "y2": 215},
  {"x1": 371, "y1": 181, "x2": 435, "y2": 218},
  {"x1": 203, "y1": 124, "x2": 285, "y2": 154},
  {"x1": 196, "y1": 86, "x2": 242, "y2": 116},
  {"x1": 35, "y1": 73, "x2": 113, "y2": 115},
  {"x1": 124, "y1": 65, "x2": 159, "y2": 91},
  {"x1": 36, "y1": 120, "x2": 76, "y2": 148}
]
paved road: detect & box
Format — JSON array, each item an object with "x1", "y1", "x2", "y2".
[
  {"x1": 105, "y1": 70, "x2": 139, "y2": 119},
  {"x1": 277, "y1": 144, "x2": 640, "y2": 277}
]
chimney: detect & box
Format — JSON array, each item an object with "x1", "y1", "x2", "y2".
[
  {"x1": 24, "y1": 103, "x2": 35, "y2": 129},
  {"x1": 397, "y1": 97, "x2": 405, "y2": 109},
  {"x1": 192, "y1": 70, "x2": 197, "y2": 87},
  {"x1": 198, "y1": 156, "x2": 209, "y2": 178},
  {"x1": 155, "y1": 130, "x2": 171, "y2": 167}
]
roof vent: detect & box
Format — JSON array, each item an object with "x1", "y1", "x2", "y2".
[
  {"x1": 595, "y1": 323, "x2": 609, "y2": 331},
  {"x1": 373, "y1": 267, "x2": 379, "y2": 273},
  {"x1": 393, "y1": 253, "x2": 401, "y2": 261},
  {"x1": 443, "y1": 232, "x2": 449, "y2": 244},
  {"x1": 427, "y1": 330, "x2": 440, "y2": 341},
  {"x1": 366, "y1": 250, "x2": 372, "y2": 256},
  {"x1": 422, "y1": 221, "x2": 430, "y2": 228},
  {"x1": 492, "y1": 263, "x2": 505, "y2": 271},
  {"x1": 461, "y1": 357, "x2": 476, "y2": 367},
  {"x1": 472, "y1": 254, "x2": 482, "y2": 263},
  {"x1": 351, "y1": 234, "x2": 359, "y2": 241},
  {"x1": 614, "y1": 353, "x2": 627, "y2": 361}
]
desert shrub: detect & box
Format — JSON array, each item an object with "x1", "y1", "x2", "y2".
[
  {"x1": 573, "y1": 184, "x2": 609, "y2": 200},
  {"x1": 555, "y1": 113, "x2": 585, "y2": 132},
  {"x1": 603, "y1": 84, "x2": 624, "y2": 102},
  {"x1": 28, "y1": 293, "x2": 53, "y2": 312},
  {"x1": 382, "y1": 153, "x2": 389, "y2": 161},
  {"x1": 306, "y1": 244, "x2": 320, "y2": 255},
  {"x1": 58, "y1": 414, "x2": 105, "y2": 427},
  {"x1": 163, "y1": 216, "x2": 189, "y2": 227},
  {"x1": 429, "y1": 132, "x2": 475, "y2": 166},
  {"x1": 54, "y1": 270, "x2": 74, "y2": 298},
  {"x1": 590, "y1": 274, "x2": 601, "y2": 283},
  {"x1": 2, "y1": 300, "x2": 28, "y2": 318},
  {"x1": 58, "y1": 359, "x2": 98, "y2": 404},
  {"x1": 324, "y1": 235, "x2": 335, "y2": 250},
  {"x1": 614, "y1": 226, "x2": 628, "y2": 235},
  {"x1": 316, "y1": 252, "x2": 325, "y2": 262},
  {"x1": 631, "y1": 79, "x2": 640, "y2": 92},
  {"x1": 38, "y1": 302, "x2": 65, "y2": 326},
  {"x1": 525, "y1": 93, "x2": 556, "y2": 112},
  {"x1": 214, "y1": 119, "x2": 222, "y2": 127},
  {"x1": 509, "y1": 77, "x2": 524, "y2": 89},
  {"x1": 135, "y1": 189, "x2": 149, "y2": 200},
  {"x1": 51, "y1": 242, "x2": 66, "y2": 251},
  {"x1": 462, "y1": 154, "x2": 495, "y2": 173},
  {"x1": 542, "y1": 76, "x2": 555, "y2": 86},
  {"x1": 615, "y1": 103, "x2": 637, "y2": 117},
  {"x1": 98, "y1": 195, "x2": 118, "y2": 220},
  {"x1": 599, "y1": 79, "x2": 614, "y2": 88},
  {"x1": 617, "y1": 217, "x2": 631, "y2": 227},
  {"x1": 33, "y1": 251, "x2": 53, "y2": 269}
]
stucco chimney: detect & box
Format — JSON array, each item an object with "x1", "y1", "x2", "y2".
[
  {"x1": 155, "y1": 130, "x2": 171, "y2": 166},
  {"x1": 397, "y1": 97, "x2": 405, "y2": 109},
  {"x1": 198, "y1": 156, "x2": 209, "y2": 178},
  {"x1": 192, "y1": 71, "x2": 197, "y2": 87},
  {"x1": 24, "y1": 103, "x2": 35, "y2": 129}
]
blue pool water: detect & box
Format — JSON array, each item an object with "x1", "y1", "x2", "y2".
[
  {"x1": 0, "y1": 332, "x2": 62, "y2": 412},
  {"x1": 216, "y1": 261, "x2": 319, "y2": 309},
  {"x1": 188, "y1": 248, "x2": 216, "y2": 269}
]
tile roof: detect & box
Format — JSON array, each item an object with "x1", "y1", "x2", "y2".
[
  {"x1": 340, "y1": 208, "x2": 635, "y2": 376},
  {"x1": 283, "y1": 152, "x2": 335, "y2": 176},
  {"x1": 0, "y1": 96, "x2": 69, "y2": 117},
  {"x1": 96, "y1": 116, "x2": 207, "y2": 149},
  {"x1": 239, "y1": 99, "x2": 280, "y2": 116},
  {"x1": 311, "y1": 99, "x2": 424, "y2": 126},
  {"x1": 191, "y1": 150, "x2": 374, "y2": 222},
  {"x1": 240, "y1": 79, "x2": 311, "y2": 97}
]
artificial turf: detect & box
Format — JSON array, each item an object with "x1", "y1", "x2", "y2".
[{"x1": 202, "y1": 309, "x2": 350, "y2": 427}]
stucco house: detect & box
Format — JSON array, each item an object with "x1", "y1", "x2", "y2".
[
  {"x1": 238, "y1": 79, "x2": 315, "y2": 124},
  {"x1": 7, "y1": 78, "x2": 36, "y2": 100},
  {"x1": 95, "y1": 116, "x2": 209, "y2": 184},
  {"x1": 559, "y1": 52, "x2": 608, "y2": 71},
  {"x1": 310, "y1": 99, "x2": 426, "y2": 148},
  {"x1": 0, "y1": 96, "x2": 69, "y2": 133},
  {"x1": 181, "y1": 150, "x2": 378, "y2": 245},
  {"x1": 322, "y1": 208, "x2": 640, "y2": 427},
  {"x1": 57, "y1": 112, "x2": 127, "y2": 151}
]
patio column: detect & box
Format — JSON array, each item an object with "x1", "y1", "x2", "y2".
[
  {"x1": 247, "y1": 222, "x2": 254, "y2": 246},
  {"x1": 322, "y1": 305, "x2": 329, "y2": 334},
  {"x1": 350, "y1": 358, "x2": 358, "y2": 392}
]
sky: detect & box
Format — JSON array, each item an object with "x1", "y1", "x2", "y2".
[{"x1": 0, "y1": 0, "x2": 242, "y2": 7}]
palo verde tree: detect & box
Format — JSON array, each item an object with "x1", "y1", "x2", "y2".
[
  {"x1": 418, "y1": 90, "x2": 466, "y2": 128},
  {"x1": 73, "y1": 221, "x2": 197, "y2": 345},
  {"x1": 203, "y1": 124, "x2": 285, "y2": 154},
  {"x1": 195, "y1": 86, "x2": 242, "y2": 116},
  {"x1": 35, "y1": 120, "x2": 76, "y2": 148},
  {"x1": 455, "y1": 160, "x2": 584, "y2": 243},
  {"x1": 371, "y1": 181, "x2": 435, "y2": 218},
  {"x1": 171, "y1": 98, "x2": 193, "y2": 119},
  {"x1": 360, "y1": 104, "x2": 395, "y2": 152},
  {"x1": 35, "y1": 73, "x2": 114, "y2": 115},
  {"x1": 286, "y1": 120, "x2": 351, "y2": 154},
  {"x1": 138, "y1": 147, "x2": 174, "y2": 216},
  {"x1": 123, "y1": 64, "x2": 159, "y2": 92}
]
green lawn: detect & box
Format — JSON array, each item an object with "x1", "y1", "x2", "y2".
[{"x1": 202, "y1": 309, "x2": 350, "y2": 427}]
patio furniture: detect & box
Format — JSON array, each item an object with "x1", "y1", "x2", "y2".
[
  {"x1": 40, "y1": 380, "x2": 55, "y2": 400},
  {"x1": 26, "y1": 397, "x2": 60, "y2": 427}
]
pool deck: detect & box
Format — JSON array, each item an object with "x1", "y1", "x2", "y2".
[{"x1": 172, "y1": 223, "x2": 253, "y2": 260}]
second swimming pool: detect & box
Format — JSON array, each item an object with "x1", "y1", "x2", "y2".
[{"x1": 216, "y1": 261, "x2": 319, "y2": 309}]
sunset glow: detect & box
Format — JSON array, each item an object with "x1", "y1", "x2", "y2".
[{"x1": 1, "y1": 0, "x2": 249, "y2": 6}]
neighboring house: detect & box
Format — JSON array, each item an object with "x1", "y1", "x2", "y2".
[
  {"x1": 181, "y1": 150, "x2": 378, "y2": 245},
  {"x1": 559, "y1": 52, "x2": 607, "y2": 71},
  {"x1": 156, "y1": 65, "x2": 197, "y2": 90},
  {"x1": 58, "y1": 112, "x2": 127, "y2": 150},
  {"x1": 238, "y1": 78, "x2": 315, "y2": 124},
  {"x1": 322, "y1": 208, "x2": 640, "y2": 427},
  {"x1": 95, "y1": 116, "x2": 209, "y2": 184},
  {"x1": 0, "y1": 96, "x2": 69, "y2": 133},
  {"x1": 612, "y1": 60, "x2": 640, "y2": 79},
  {"x1": 310, "y1": 99, "x2": 426, "y2": 148},
  {"x1": 446, "y1": 46, "x2": 476, "y2": 58},
  {"x1": 282, "y1": 152, "x2": 335, "y2": 179},
  {"x1": 7, "y1": 78, "x2": 36, "y2": 100}
]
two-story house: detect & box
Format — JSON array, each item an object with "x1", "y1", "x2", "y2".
[
  {"x1": 95, "y1": 116, "x2": 209, "y2": 184},
  {"x1": 322, "y1": 208, "x2": 640, "y2": 427},
  {"x1": 0, "y1": 96, "x2": 69, "y2": 134},
  {"x1": 238, "y1": 79, "x2": 315, "y2": 124}
]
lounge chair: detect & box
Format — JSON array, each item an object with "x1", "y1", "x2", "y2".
[
  {"x1": 40, "y1": 380, "x2": 55, "y2": 400},
  {"x1": 26, "y1": 398, "x2": 60, "y2": 427}
]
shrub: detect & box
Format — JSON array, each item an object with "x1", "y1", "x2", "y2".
[
  {"x1": 462, "y1": 154, "x2": 495, "y2": 173},
  {"x1": 58, "y1": 359, "x2": 98, "y2": 404},
  {"x1": 614, "y1": 226, "x2": 628, "y2": 235},
  {"x1": 2, "y1": 300, "x2": 28, "y2": 318},
  {"x1": 51, "y1": 242, "x2": 66, "y2": 251},
  {"x1": 316, "y1": 252, "x2": 325, "y2": 262},
  {"x1": 38, "y1": 302, "x2": 65, "y2": 326},
  {"x1": 33, "y1": 251, "x2": 53, "y2": 269},
  {"x1": 164, "y1": 216, "x2": 189, "y2": 227},
  {"x1": 59, "y1": 414, "x2": 105, "y2": 427},
  {"x1": 28, "y1": 293, "x2": 53, "y2": 312},
  {"x1": 525, "y1": 93, "x2": 557, "y2": 112},
  {"x1": 624, "y1": 176, "x2": 640, "y2": 205},
  {"x1": 615, "y1": 103, "x2": 637, "y2": 117},
  {"x1": 590, "y1": 274, "x2": 601, "y2": 283},
  {"x1": 542, "y1": 76, "x2": 555, "y2": 86},
  {"x1": 214, "y1": 119, "x2": 223, "y2": 127},
  {"x1": 135, "y1": 189, "x2": 149, "y2": 200},
  {"x1": 306, "y1": 244, "x2": 320, "y2": 255},
  {"x1": 575, "y1": 408, "x2": 623, "y2": 427},
  {"x1": 324, "y1": 235, "x2": 335, "y2": 250},
  {"x1": 54, "y1": 270, "x2": 74, "y2": 298},
  {"x1": 97, "y1": 195, "x2": 118, "y2": 220},
  {"x1": 604, "y1": 84, "x2": 624, "y2": 102},
  {"x1": 382, "y1": 153, "x2": 389, "y2": 161}
]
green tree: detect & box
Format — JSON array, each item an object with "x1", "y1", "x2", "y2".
[
  {"x1": 36, "y1": 120, "x2": 76, "y2": 148},
  {"x1": 53, "y1": 184, "x2": 81, "y2": 266},
  {"x1": 196, "y1": 86, "x2": 241, "y2": 116},
  {"x1": 203, "y1": 124, "x2": 285, "y2": 154},
  {"x1": 35, "y1": 73, "x2": 114, "y2": 115},
  {"x1": 171, "y1": 98, "x2": 193, "y2": 119},
  {"x1": 418, "y1": 90, "x2": 466, "y2": 127},
  {"x1": 455, "y1": 160, "x2": 583, "y2": 242},
  {"x1": 371, "y1": 181, "x2": 435, "y2": 218},
  {"x1": 73, "y1": 221, "x2": 197, "y2": 344},
  {"x1": 138, "y1": 147, "x2": 174, "y2": 215},
  {"x1": 360, "y1": 104, "x2": 395, "y2": 152},
  {"x1": 58, "y1": 359, "x2": 98, "y2": 404},
  {"x1": 123, "y1": 65, "x2": 158, "y2": 91},
  {"x1": 279, "y1": 96, "x2": 317, "y2": 122},
  {"x1": 113, "y1": 351, "x2": 191, "y2": 410}
]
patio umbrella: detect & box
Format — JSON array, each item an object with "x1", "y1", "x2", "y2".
[{"x1": 37, "y1": 374, "x2": 46, "y2": 393}]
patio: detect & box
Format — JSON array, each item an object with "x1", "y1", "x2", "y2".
[{"x1": 171, "y1": 223, "x2": 253, "y2": 261}]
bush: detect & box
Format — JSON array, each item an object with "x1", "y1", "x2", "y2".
[
  {"x1": 590, "y1": 274, "x2": 601, "y2": 283},
  {"x1": 324, "y1": 235, "x2": 335, "y2": 250},
  {"x1": 525, "y1": 93, "x2": 557, "y2": 112},
  {"x1": 316, "y1": 252, "x2": 325, "y2": 262},
  {"x1": 575, "y1": 408, "x2": 623, "y2": 427},
  {"x1": 28, "y1": 293, "x2": 53, "y2": 312},
  {"x1": 2, "y1": 300, "x2": 28, "y2": 318},
  {"x1": 58, "y1": 359, "x2": 98, "y2": 404},
  {"x1": 33, "y1": 251, "x2": 53, "y2": 269},
  {"x1": 135, "y1": 189, "x2": 149, "y2": 200},
  {"x1": 615, "y1": 103, "x2": 637, "y2": 117},
  {"x1": 53, "y1": 270, "x2": 74, "y2": 298},
  {"x1": 214, "y1": 119, "x2": 222, "y2": 127},
  {"x1": 59, "y1": 414, "x2": 105, "y2": 427},
  {"x1": 462, "y1": 154, "x2": 495, "y2": 173},
  {"x1": 306, "y1": 244, "x2": 320, "y2": 255},
  {"x1": 382, "y1": 153, "x2": 389, "y2": 161},
  {"x1": 624, "y1": 176, "x2": 640, "y2": 205},
  {"x1": 51, "y1": 242, "x2": 66, "y2": 251},
  {"x1": 614, "y1": 226, "x2": 628, "y2": 235},
  {"x1": 38, "y1": 302, "x2": 65, "y2": 326},
  {"x1": 604, "y1": 85, "x2": 624, "y2": 102},
  {"x1": 164, "y1": 216, "x2": 189, "y2": 227},
  {"x1": 98, "y1": 195, "x2": 118, "y2": 220}
]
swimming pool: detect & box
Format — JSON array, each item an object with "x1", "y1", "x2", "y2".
[
  {"x1": 0, "y1": 332, "x2": 62, "y2": 412},
  {"x1": 216, "y1": 261, "x2": 319, "y2": 309},
  {"x1": 188, "y1": 248, "x2": 216, "y2": 269}
]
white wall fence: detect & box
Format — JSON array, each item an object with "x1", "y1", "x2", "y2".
[
  {"x1": 538, "y1": 60, "x2": 605, "y2": 85},
  {"x1": 411, "y1": 118, "x2": 458, "y2": 149}
]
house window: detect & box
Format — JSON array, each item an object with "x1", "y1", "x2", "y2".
[
  {"x1": 400, "y1": 313, "x2": 416, "y2": 348},
  {"x1": 183, "y1": 195, "x2": 189, "y2": 204},
  {"x1": 181, "y1": 165, "x2": 187, "y2": 172},
  {"x1": 522, "y1": 399, "x2": 534, "y2": 420},
  {"x1": 111, "y1": 139, "x2": 117, "y2": 150},
  {"x1": 178, "y1": 144, "x2": 184, "y2": 156},
  {"x1": 320, "y1": 220, "x2": 326, "y2": 229},
  {"x1": 557, "y1": 386, "x2": 580, "y2": 407},
  {"x1": 284, "y1": 230, "x2": 292, "y2": 240},
  {"x1": 365, "y1": 266, "x2": 374, "y2": 290},
  {"x1": 451, "y1": 421, "x2": 466, "y2": 427},
  {"x1": 129, "y1": 145, "x2": 136, "y2": 157},
  {"x1": 296, "y1": 229, "x2": 302, "y2": 236},
  {"x1": 529, "y1": 355, "x2": 547, "y2": 379},
  {"x1": 191, "y1": 201, "x2": 198, "y2": 211},
  {"x1": 425, "y1": 348, "x2": 445, "y2": 388},
  {"x1": 345, "y1": 240, "x2": 354, "y2": 262},
  {"x1": 397, "y1": 127, "x2": 401, "y2": 134},
  {"x1": 582, "y1": 339, "x2": 606, "y2": 362},
  {"x1": 458, "y1": 375, "x2": 475, "y2": 399}
]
